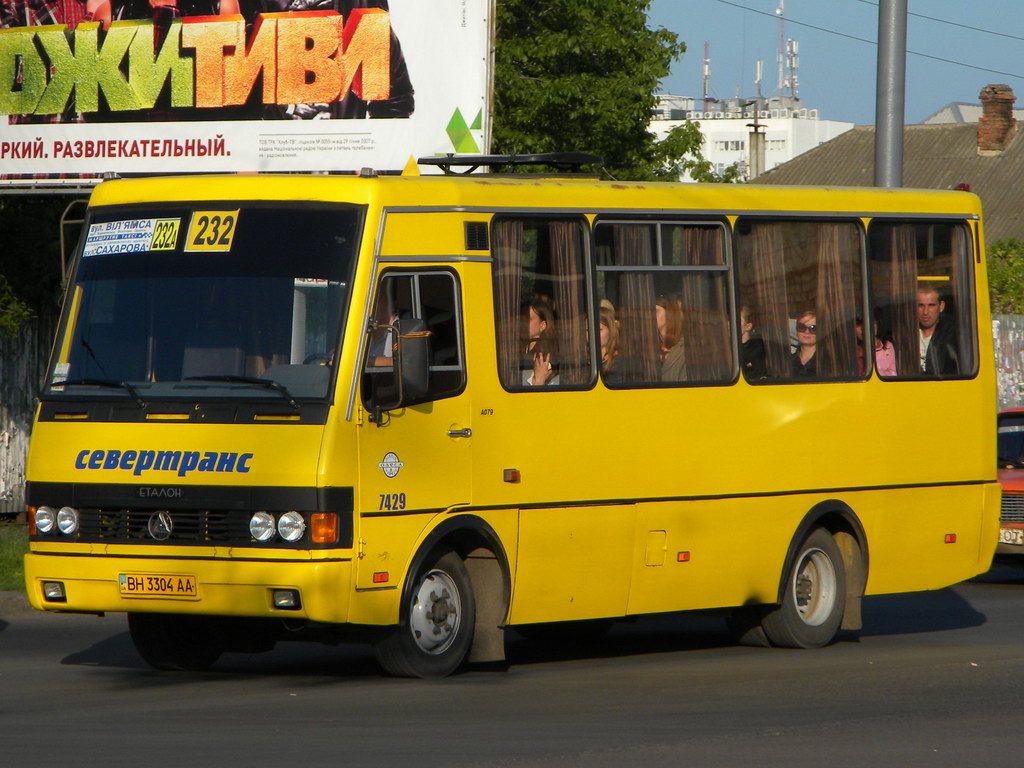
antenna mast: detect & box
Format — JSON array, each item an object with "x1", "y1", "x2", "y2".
[{"x1": 703, "y1": 41, "x2": 711, "y2": 112}]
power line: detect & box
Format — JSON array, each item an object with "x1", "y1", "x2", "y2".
[
  {"x1": 852, "y1": 0, "x2": 1024, "y2": 43},
  {"x1": 711, "y1": 0, "x2": 1024, "y2": 80}
]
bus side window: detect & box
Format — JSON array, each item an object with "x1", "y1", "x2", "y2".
[
  {"x1": 593, "y1": 220, "x2": 734, "y2": 387},
  {"x1": 491, "y1": 216, "x2": 594, "y2": 390},
  {"x1": 361, "y1": 270, "x2": 466, "y2": 409},
  {"x1": 868, "y1": 221, "x2": 976, "y2": 379},
  {"x1": 735, "y1": 219, "x2": 865, "y2": 382}
]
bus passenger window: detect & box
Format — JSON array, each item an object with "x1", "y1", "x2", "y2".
[
  {"x1": 491, "y1": 217, "x2": 594, "y2": 391},
  {"x1": 361, "y1": 271, "x2": 465, "y2": 408},
  {"x1": 594, "y1": 220, "x2": 733, "y2": 387},
  {"x1": 735, "y1": 219, "x2": 865, "y2": 382},
  {"x1": 868, "y1": 221, "x2": 976, "y2": 379}
]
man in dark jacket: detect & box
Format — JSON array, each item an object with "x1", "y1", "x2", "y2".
[{"x1": 918, "y1": 283, "x2": 959, "y2": 376}]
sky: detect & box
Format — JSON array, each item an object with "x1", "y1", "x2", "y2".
[{"x1": 647, "y1": 0, "x2": 1024, "y2": 125}]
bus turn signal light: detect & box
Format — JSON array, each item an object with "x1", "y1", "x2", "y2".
[
  {"x1": 311, "y1": 513, "x2": 338, "y2": 544},
  {"x1": 945, "y1": 533, "x2": 957, "y2": 543},
  {"x1": 373, "y1": 572, "x2": 389, "y2": 584},
  {"x1": 677, "y1": 551, "x2": 691, "y2": 562}
]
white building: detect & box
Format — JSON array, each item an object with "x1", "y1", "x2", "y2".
[{"x1": 651, "y1": 94, "x2": 854, "y2": 181}]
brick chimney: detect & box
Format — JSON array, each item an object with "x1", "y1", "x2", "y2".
[{"x1": 978, "y1": 84, "x2": 1016, "y2": 154}]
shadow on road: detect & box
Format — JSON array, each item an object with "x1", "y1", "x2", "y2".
[
  {"x1": 54, "y1": 577, "x2": 998, "y2": 678},
  {"x1": 855, "y1": 587, "x2": 985, "y2": 637}
]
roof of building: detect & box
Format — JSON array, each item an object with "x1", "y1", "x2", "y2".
[
  {"x1": 755, "y1": 123, "x2": 1024, "y2": 245},
  {"x1": 922, "y1": 102, "x2": 1024, "y2": 124}
]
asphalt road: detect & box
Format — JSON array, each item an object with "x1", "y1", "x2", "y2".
[{"x1": 3, "y1": 562, "x2": 1024, "y2": 768}]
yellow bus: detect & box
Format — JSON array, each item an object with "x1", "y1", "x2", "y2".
[{"x1": 24, "y1": 155, "x2": 999, "y2": 676}]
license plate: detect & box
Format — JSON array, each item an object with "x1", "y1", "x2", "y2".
[
  {"x1": 119, "y1": 573, "x2": 198, "y2": 599},
  {"x1": 999, "y1": 527, "x2": 1024, "y2": 546}
]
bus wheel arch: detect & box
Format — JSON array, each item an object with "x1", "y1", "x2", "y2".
[
  {"x1": 729, "y1": 501, "x2": 868, "y2": 648},
  {"x1": 374, "y1": 515, "x2": 511, "y2": 677}
]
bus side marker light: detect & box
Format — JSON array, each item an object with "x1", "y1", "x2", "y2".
[
  {"x1": 677, "y1": 552, "x2": 691, "y2": 562},
  {"x1": 945, "y1": 534, "x2": 957, "y2": 543},
  {"x1": 373, "y1": 572, "x2": 389, "y2": 584},
  {"x1": 503, "y1": 469, "x2": 521, "y2": 484},
  {"x1": 311, "y1": 513, "x2": 338, "y2": 544}
]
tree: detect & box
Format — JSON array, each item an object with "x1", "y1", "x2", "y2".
[
  {"x1": 988, "y1": 237, "x2": 1024, "y2": 314},
  {"x1": 0, "y1": 195, "x2": 67, "y2": 335},
  {"x1": 493, "y1": 0, "x2": 730, "y2": 181}
]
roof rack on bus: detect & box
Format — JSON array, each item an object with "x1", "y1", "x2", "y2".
[{"x1": 418, "y1": 152, "x2": 604, "y2": 176}]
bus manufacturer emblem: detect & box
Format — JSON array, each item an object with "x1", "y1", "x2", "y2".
[
  {"x1": 148, "y1": 511, "x2": 174, "y2": 541},
  {"x1": 378, "y1": 452, "x2": 404, "y2": 478}
]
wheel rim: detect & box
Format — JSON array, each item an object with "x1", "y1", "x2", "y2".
[
  {"x1": 408, "y1": 568, "x2": 462, "y2": 655},
  {"x1": 792, "y1": 547, "x2": 837, "y2": 626}
]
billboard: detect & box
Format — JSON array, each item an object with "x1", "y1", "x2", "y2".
[{"x1": 0, "y1": 0, "x2": 491, "y2": 184}]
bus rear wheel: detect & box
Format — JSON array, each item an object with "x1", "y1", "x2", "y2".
[
  {"x1": 761, "y1": 528, "x2": 846, "y2": 648},
  {"x1": 374, "y1": 550, "x2": 476, "y2": 678},
  {"x1": 128, "y1": 613, "x2": 224, "y2": 671}
]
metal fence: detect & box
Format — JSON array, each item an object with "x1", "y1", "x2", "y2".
[
  {"x1": 3, "y1": 315, "x2": 1024, "y2": 514},
  {"x1": 0, "y1": 314, "x2": 55, "y2": 516}
]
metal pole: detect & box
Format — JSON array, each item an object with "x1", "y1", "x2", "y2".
[{"x1": 874, "y1": 0, "x2": 907, "y2": 187}]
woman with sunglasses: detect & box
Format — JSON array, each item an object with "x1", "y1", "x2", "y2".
[{"x1": 791, "y1": 310, "x2": 817, "y2": 378}]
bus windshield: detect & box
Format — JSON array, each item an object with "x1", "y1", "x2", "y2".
[{"x1": 45, "y1": 204, "x2": 361, "y2": 403}]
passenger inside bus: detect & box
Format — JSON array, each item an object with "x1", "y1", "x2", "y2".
[
  {"x1": 740, "y1": 304, "x2": 767, "y2": 380},
  {"x1": 657, "y1": 295, "x2": 686, "y2": 381},
  {"x1": 523, "y1": 298, "x2": 559, "y2": 386},
  {"x1": 599, "y1": 302, "x2": 620, "y2": 376},
  {"x1": 791, "y1": 311, "x2": 817, "y2": 378},
  {"x1": 918, "y1": 283, "x2": 959, "y2": 375}
]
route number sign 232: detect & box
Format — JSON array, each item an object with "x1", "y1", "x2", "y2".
[{"x1": 185, "y1": 210, "x2": 239, "y2": 252}]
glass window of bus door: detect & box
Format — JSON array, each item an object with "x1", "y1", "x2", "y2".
[
  {"x1": 867, "y1": 220, "x2": 977, "y2": 379},
  {"x1": 734, "y1": 219, "x2": 866, "y2": 382},
  {"x1": 361, "y1": 270, "x2": 466, "y2": 409},
  {"x1": 593, "y1": 220, "x2": 733, "y2": 387}
]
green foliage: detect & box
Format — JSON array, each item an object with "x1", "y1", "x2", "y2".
[
  {"x1": 652, "y1": 121, "x2": 742, "y2": 183},
  {"x1": 493, "y1": 0, "x2": 729, "y2": 181},
  {"x1": 988, "y1": 237, "x2": 1024, "y2": 314},
  {"x1": 0, "y1": 195, "x2": 67, "y2": 334},
  {"x1": 0, "y1": 521, "x2": 28, "y2": 591},
  {"x1": 0, "y1": 274, "x2": 33, "y2": 337}
]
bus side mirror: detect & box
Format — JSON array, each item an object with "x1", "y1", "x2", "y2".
[
  {"x1": 368, "y1": 316, "x2": 431, "y2": 423},
  {"x1": 395, "y1": 317, "x2": 430, "y2": 402}
]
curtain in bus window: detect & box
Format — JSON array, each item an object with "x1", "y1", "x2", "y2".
[
  {"x1": 492, "y1": 219, "x2": 524, "y2": 388},
  {"x1": 613, "y1": 225, "x2": 660, "y2": 383},
  {"x1": 550, "y1": 220, "x2": 590, "y2": 386},
  {"x1": 742, "y1": 223, "x2": 792, "y2": 379},
  {"x1": 680, "y1": 226, "x2": 731, "y2": 381},
  {"x1": 887, "y1": 225, "x2": 919, "y2": 377},
  {"x1": 815, "y1": 223, "x2": 859, "y2": 378},
  {"x1": 952, "y1": 225, "x2": 977, "y2": 375}
]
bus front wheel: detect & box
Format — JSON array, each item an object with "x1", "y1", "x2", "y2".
[
  {"x1": 127, "y1": 613, "x2": 224, "y2": 671},
  {"x1": 761, "y1": 528, "x2": 847, "y2": 648},
  {"x1": 374, "y1": 550, "x2": 476, "y2": 678}
]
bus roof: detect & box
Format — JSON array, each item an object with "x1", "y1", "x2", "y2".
[{"x1": 87, "y1": 172, "x2": 983, "y2": 219}]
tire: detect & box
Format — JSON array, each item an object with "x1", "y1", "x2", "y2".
[
  {"x1": 374, "y1": 550, "x2": 476, "y2": 678},
  {"x1": 128, "y1": 613, "x2": 224, "y2": 671},
  {"x1": 761, "y1": 528, "x2": 846, "y2": 649}
]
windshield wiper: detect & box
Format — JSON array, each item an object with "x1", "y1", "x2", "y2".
[
  {"x1": 52, "y1": 378, "x2": 147, "y2": 409},
  {"x1": 184, "y1": 375, "x2": 299, "y2": 409}
]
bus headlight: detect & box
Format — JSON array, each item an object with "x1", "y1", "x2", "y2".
[
  {"x1": 35, "y1": 506, "x2": 56, "y2": 534},
  {"x1": 250, "y1": 511, "x2": 276, "y2": 542},
  {"x1": 56, "y1": 506, "x2": 79, "y2": 535},
  {"x1": 277, "y1": 512, "x2": 306, "y2": 543}
]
